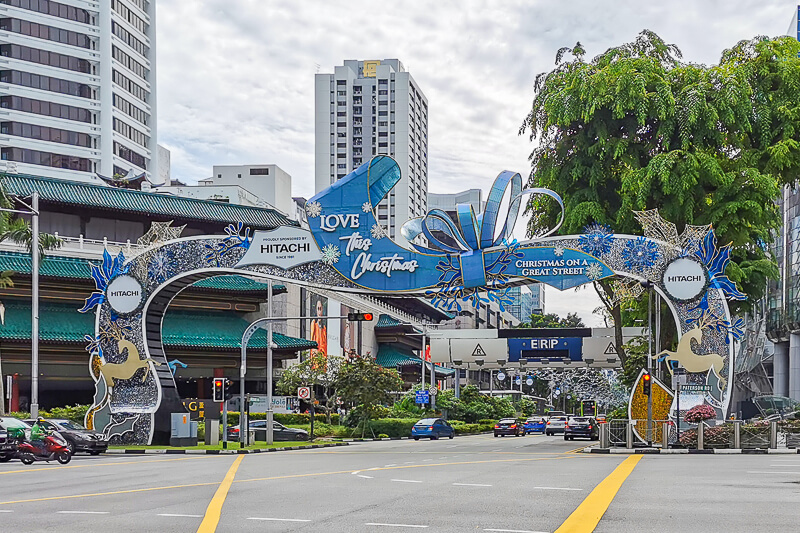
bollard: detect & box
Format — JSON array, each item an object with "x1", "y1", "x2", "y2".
[
  {"x1": 734, "y1": 420, "x2": 741, "y2": 449},
  {"x1": 697, "y1": 422, "x2": 704, "y2": 450},
  {"x1": 662, "y1": 422, "x2": 669, "y2": 448},
  {"x1": 770, "y1": 421, "x2": 778, "y2": 449},
  {"x1": 599, "y1": 423, "x2": 609, "y2": 448},
  {"x1": 626, "y1": 420, "x2": 633, "y2": 449}
]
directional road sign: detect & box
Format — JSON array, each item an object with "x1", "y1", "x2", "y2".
[
  {"x1": 415, "y1": 390, "x2": 430, "y2": 404},
  {"x1": 680, "y1": 384, "x2": 711, "y2": 394}
]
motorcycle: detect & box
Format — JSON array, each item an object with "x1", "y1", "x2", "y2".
[{"x1": 17, "y1": 430, "x2": 72, "y2": 465}]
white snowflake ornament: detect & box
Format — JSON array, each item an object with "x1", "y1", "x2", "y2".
[
  {"x1": 553, "y1": 245, "x2": 565, "y2": 257},
  {"x1": 585, "y1": 262, "x2": 604, "y2": 280},
  {"x1": 362, "y1": 201, "x2": 372, "y2": 213},
  {"x1": 370, "y1": 224, "x2": 385, "y2": 240},
  {"x1": 321, "y1": 244, "x2": 341, "y2": 265},
  {"x1": 305, "y1": 201, "x2": 322, "y2": 218}
]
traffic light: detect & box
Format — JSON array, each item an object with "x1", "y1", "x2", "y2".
[
  {"x1": 642, "y1": 371, "x2": 652, "y2": 396},
  {"x1": 212, "y1": 378, "x2": 224, "y2": 402},
  {"x1": 347, "y1": 311, "x2": 374, "y2": 321},
  {"x1": 224, "y1": 379, "x2": 234, "y2": 400}
]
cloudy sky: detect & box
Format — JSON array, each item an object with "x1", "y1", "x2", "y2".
[{"x1": 155, "y1": 0, "x2": 795, "y2": 325}]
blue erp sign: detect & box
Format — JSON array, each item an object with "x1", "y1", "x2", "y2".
[
  {"x1": 507, "y1": 337, "x2": 583, "y2": 363},
  {"x1": 415, "y1": 390, "x2": 430, "y2": 404}
]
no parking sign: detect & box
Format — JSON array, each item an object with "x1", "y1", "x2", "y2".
[{"x1": 298, "y1": 387, "x2": 311, "y2": 399}]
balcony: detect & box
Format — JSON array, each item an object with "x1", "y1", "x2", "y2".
[{"x1": 0, "y1": 234, "x2": 148, "y2": 261}]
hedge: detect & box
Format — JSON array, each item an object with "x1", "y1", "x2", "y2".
[{"x1": 223, "y1": 412, "x2": 339, "y2": 426}]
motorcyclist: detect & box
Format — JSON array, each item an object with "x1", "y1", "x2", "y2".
[{"x1": 29, "y1": 417, "x2": 49, "y2": 455}]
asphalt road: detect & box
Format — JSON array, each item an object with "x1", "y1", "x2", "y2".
[{"x1": 1, "y1": 433, "x2": 798, "y2": 532}]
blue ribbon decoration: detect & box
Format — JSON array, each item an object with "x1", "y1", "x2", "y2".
[{"x1": 401, "y1": 171, "x2": 565, "y2": 288}]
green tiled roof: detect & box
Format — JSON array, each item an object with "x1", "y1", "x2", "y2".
[
  {"x1": 0, "y1": 173, "x2": 297, "y2": 229},
  {"x1": 0, "y1": 300, "x2": 316, "y2": 351},
  {"x1": 376, "y1": 345, "x2": 455, "y2": 376},
  {"x1": 376, "y1": 314, "x2": 404, "y2": 329},
  {"x1": 0, "y1": 252, "x2": 285, "y2": 292}
]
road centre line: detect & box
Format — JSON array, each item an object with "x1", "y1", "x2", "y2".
[
  {"x1": 196, "y1": 454, "x2": 244, "y2": 533},
  {"x1": 366, "y1": 523, "x2": 428, "y2": 528},
  {"x1": 247, "y1": 517, "x2": 311, "y2": 522},
  {"x1": 554, "y1": 455, "x2": 642, "y2": 533},
  {"x1": 0, "y1": 455, "x2": 579, "y2": 506}
]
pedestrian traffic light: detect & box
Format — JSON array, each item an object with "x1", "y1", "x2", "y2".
[
  {"x1": 212, "y1": 378, "x2": 224, "y2": 402},
  {"x1": 347, "y1": 311, "x2": 374, "y2": 321},
  {"x1": 642, "y1": 371, "x2": 652, "y2": 396}
]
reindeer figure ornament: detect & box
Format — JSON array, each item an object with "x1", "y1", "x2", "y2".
[{"x1": 656, "y1": 313, "x2": 727, "y2": 388}]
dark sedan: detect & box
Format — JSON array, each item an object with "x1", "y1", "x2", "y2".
[
  {"x1": 564, "y1": 417, "x2": 599, "y2": 441},
  {"x1": 25, "y1": 419, "x2": 107, "y2": 455},
  {"x1": 494, "y1": 418, "x2": 525, "y2": 437},
  {"x1": 228, "y1": 420, "x2": 309, "y2": 442}
]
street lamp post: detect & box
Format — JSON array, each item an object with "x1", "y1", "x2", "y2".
[{"x1": 641, "y1": 280, "x2": 654, "y2": 446}]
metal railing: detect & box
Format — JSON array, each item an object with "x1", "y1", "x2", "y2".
[{"x1": 600, "y1": 419, "x2": 784, "y2": 450}]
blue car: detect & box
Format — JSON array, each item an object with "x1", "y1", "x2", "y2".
[
  {"x1": 411, "y1": 418, "x2": 455, "y2": 440},
  {"x1": 524, "y1": 417, "x2": 546, "y2": 434}
]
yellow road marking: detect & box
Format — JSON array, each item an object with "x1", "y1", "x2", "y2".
[
  {"x1": 0, "y1": 455, "x2": 226, "y2": 475},
  {"x1": 554, "y1": 455, "x2": 642, "y2": 533},
  {"x1": 196, "y1": 454, "x2": 244, "y2": 533}
]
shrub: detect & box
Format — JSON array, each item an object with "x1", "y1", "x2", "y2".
[
  {"x1": 377, "y1": 434, "x2": 389, "y2": 439},
  {"x1": 365, "y1": 418, "x2": 418, "y2": 438},
  {"x1": 684, "y1": 404, "x2": 716, "y2": 423}
]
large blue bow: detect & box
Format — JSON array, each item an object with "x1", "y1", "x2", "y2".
[{"x1": 401, "y1": 171, "x2": 565, "y2": 288}]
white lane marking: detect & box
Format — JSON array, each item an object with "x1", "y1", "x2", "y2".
[
  {"x1": 365, "y1": 523, "x2": 429, "y2": 528},
  {"x1": 358, "y1": 475, "x2": 374, "y2": 479},
  {"x1": 391, "y1": 479, "x2": 423, "y2": 483},
  {"x1": 57, "y1": 511, "x2": 110, "y2": 514},
  {"x1": 157, "y1": 513, "x2": 202, "y2": 518},
  {"x1": 491, "y1": 448, "x2": 501, "y2": 452},
  {"x1": 747, "y1": 471, "x2": 800, "y2": 474},
  {"x1": 0, "y1": 510, "x2": 13, "y2": 513},
  {"x1": 404, "y1": 461, "x2": 414, "y2": 464},
  {"x1": 484, "y1": 529, "x2": 548, "y2": 533},
  {"x1": 770, "y1": 464, "x2": 800, "y2": 467},
  {"x1": 532, "y1": 486, "x2": 583, "y2": 491},
  {"x1": 446, "y1": 445, "x2": 459, "y2": 448},
  {"x1": 247, "y1": 517, "x2": 312, "y2": 522},
  {"x1": 453, "y1": 483, "x2": 492, "y2": 487},
  {"x1": 384, "y1": 464, "x2": 397, "y2": 467},
  {"x1": 423, "y1": 458, "x2": 432, "y2": 462},
  {"x1": 352, "y1": 470, "x2": 362, "y2": 475}
]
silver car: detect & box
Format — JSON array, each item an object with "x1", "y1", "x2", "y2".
[{"x1": 545, "y1": 416, "x2": 568, "y2": 436}]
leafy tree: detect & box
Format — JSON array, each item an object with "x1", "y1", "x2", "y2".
[
  {"x1": 336, "y1": 355, "x2": 403, "y2": 435},
  {"x1": 521, "y1": 32, "x2": 800, "y2": 363},
  {"x1": 276, "y1": 351, "x2": 342, "y2": 435},
  {"x1": 517, "y1": 312, "x2": 585, "y2": 328}
]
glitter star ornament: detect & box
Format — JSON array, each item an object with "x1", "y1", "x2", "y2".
[{"x1": 137, "y1": 221, "x2": 186, "y2": 246}]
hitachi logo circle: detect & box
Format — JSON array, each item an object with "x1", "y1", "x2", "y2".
[
  {"x1": 106, "y1": 274, "x2": 144, "y2": 314},
  {"x1": 662, "y1": 257, "x2": 708, "y2": 301}
]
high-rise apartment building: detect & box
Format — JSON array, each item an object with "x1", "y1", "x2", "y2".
[
  {"x1": 0, "y1": 0, "x2": 159, "y2": 184},
  {"x1": 315, "y1": 59, "x2": 428, "y2": 244}
]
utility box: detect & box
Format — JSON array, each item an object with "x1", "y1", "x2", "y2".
[
  {"x1": 205, "y1": 419, "x2": 220, "y2": 446},
  {"x1": 170, "y1": 413, "x2": 198, "y2": 447}
]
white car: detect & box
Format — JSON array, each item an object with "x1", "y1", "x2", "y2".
[{"x1": 545, "y1": 416, "x2": 568, "y2": 436}]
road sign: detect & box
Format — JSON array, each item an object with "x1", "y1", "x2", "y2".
[
  {"x1": 497, "y1": 371, "x2": 506, "y2": 381},
  {"x1": 515, "y1": 376, "x2": 521, "y2": 385},
  {"x1": 429, "y1": 386, "x2": 438, "y2": 396},
  {"x1": 680, "y1": 384, "x2": 711, "y2": 394},
  {"x1": 297, "y1": 387, "x2": 311, "y2": 399},
  {"x1": 526, "y1": 377, "x2": 534, "y2": 386},
  {"x1": 472, "y1": 344, "x2": 487, "y2": 357},
  {"x1": 415, "y1": 390, "x2": 430, "y2": 404}
]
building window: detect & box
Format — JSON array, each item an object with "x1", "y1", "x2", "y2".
[
  {"x1": 0, "y1": 69, "x2": 92, "y2": 98},
  {"x1": 112, "y1": 69, "x2": 149, "y2": 104},
  {"x1": 113, "y1": 94, "x2": 149, "y2": 126},
  {"x1": 111, "y1": 0, "x2": 148, "y2": 34},
  {"x1": 113, "y1": 141, "x2": 147, "y2": 169},
  {"x1": 0, "y1": 0, "x2": 92, "y2": 24},
  {"x1": 112, "y1": 21, "x2": 149, "y2": 57},
  {"x1": 249, "y1": 168, "x2": 269, "y2": 175},
  {"x1": 112, "y1": 45, "x2": 148, "y2": 81},
  {"x1": 1, "y1": 146, "x2": 91, "y2": 171},
  {"x1": 0, "y1": 95, "x2": 91, "y2": 123},
  {"x1": 113, "y1": 117, "x2": 149, "y2": 147},
  {"x1": 1, "y1": 120, "x2": 91, "y2": 146},
  {"x1": 0, "y1": 18, "x2": 91, "y2": 48},
  {"x1": 0, "y1": 43, "x2": 91, "y2": 74}
]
